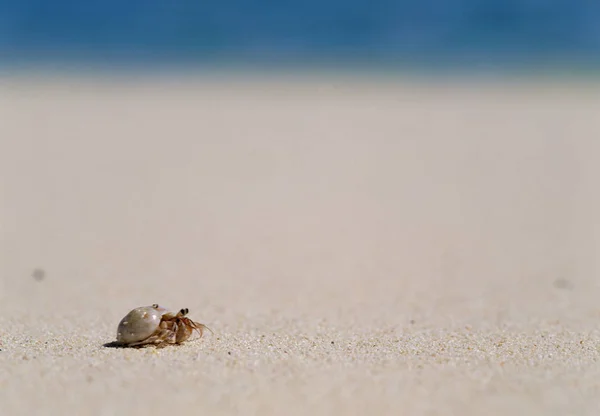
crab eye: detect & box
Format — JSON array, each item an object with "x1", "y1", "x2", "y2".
[{"x1": 152, "y1": 304, "x2": 159, "y2": 308}]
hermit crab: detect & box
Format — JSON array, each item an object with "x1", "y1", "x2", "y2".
[{"x1": 115, "y1": 304, "x2": 211, "y2": 348}]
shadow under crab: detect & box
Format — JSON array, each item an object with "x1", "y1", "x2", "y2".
[{"x1": 103, "y1": 341, "x2": 127, "y2": 349}]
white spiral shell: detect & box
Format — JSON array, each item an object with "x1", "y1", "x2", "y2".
[{"x1": 116, "y1": 304, "x2": 169, "y2": 344}]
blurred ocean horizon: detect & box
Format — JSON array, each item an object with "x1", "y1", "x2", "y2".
[{"x1": 2, "y1": 1, "x2": 600, "y2": 73}]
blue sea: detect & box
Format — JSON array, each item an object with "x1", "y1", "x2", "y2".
[{"x1": 2, "y1": 0, "x2": 600, "y2": 72}]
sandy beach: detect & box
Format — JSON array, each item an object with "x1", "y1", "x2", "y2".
[{"x1": 1, "y1": 73, "x2": 600, "y2": 415}]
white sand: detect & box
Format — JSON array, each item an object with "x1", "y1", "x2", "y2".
[{"x1": 1, "y1": 73, "x2": 600, "y2": 415}]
